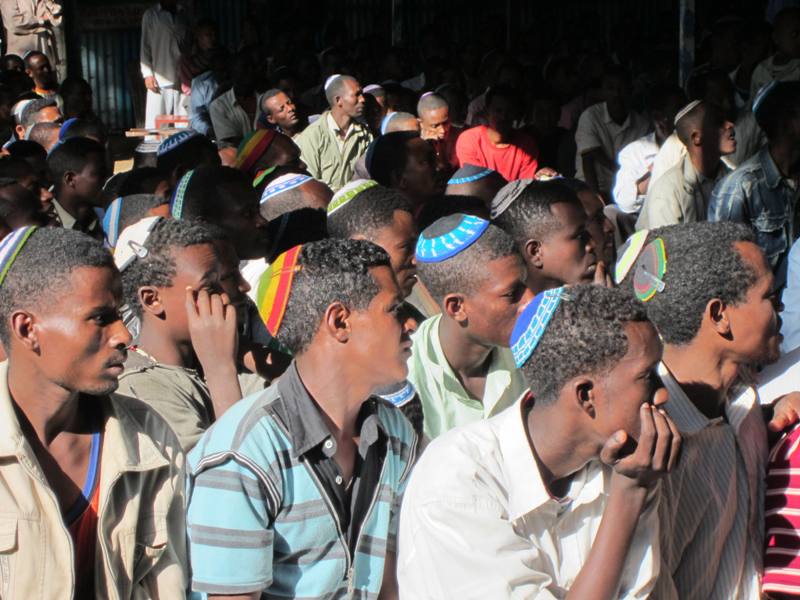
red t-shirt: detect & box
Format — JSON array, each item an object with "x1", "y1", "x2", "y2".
[{"x1": 454, "y1": 125, "x2": 539, "y2": 181}]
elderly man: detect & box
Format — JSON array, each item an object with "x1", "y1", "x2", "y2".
[{"x1": 295, "y1": 74, "x2": 373, "y2": 190}]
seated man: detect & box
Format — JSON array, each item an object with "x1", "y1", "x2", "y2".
[
  {"x1": 233, "y1": 129, "x2": 308, "y2": 183},
  {"x1": 455, "y1": 85, "x2": 540, "y2": 182},
  {"x1": 259, "y1": 173, "x2": 332, "y2": 222},
  {"x1": 637, "y1": 100, "x2": 735, "y2": 229},
  {"x1": 156, "y1": 129, "x2": 221, "y2": 190},
  {"x1": 418, "y1": 91, "x2": 462, "y2": 174},
  {"x1": 445, "y1": 164, "x2": 507, "y2": 208},
  {"x1": 101, "y1": 193, "x2": 170, "y2": 249},
  {"x1": 115, "y1": 217, "x2": 242, "y2": 451},
  {"x1": 186, "y1": 238, "x2": 417, "y2": 598},
  {"x1": 47, "y1": 136, "x2": 108, "y2": 240},
  {"x1": 627, "y1": 222, "x2": 786, "y2": 598},
  {"x1": 399, "y1": 284, "x2": 680, "y2": 597},
  {"x1": 409, "y1": 213, "x2": 532, "y2": 439},
  {"x1": 492, "y1": 179, "x2": 602, "y2": 293},
  {"x1": 562, "y1": 177, "x2": 617, "y2": 266},
  {"x1": 0, "y1": 226, "x2": 186, "y2": 597},
  {"x1": 260, "y1": 87, "x2": 306, "y2": 138},
  {"x1": 381, "y1": 111, "x2": 420, "y2": 135},
  {"x1": 209, "y1": 51, "x2": 258, "y2": 148}
]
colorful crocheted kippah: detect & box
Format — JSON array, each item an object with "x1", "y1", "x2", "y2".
[
  {"x1": 327, "y1": 179, "x2": 379, "y2": 216},
  {"x1": 256, "y1": 244, "x2": 303, "y2": 336},
  {"x1": 415, "y1": 213, "x2": 489, "y2": 263},
  {"x1": 169, "y1": 169, "x2": 195, "y2": 219},
  {"x1": 157, "y1": 129, "x2": 200, "y2": 157},
  {"x1": 234, "y1": 130, "x2": 277, "y2": 174},
  {"x1": 613, "y1": 229, "x2": 649, "y2": 285},
  {"x1": 0, "y1": 226, "x2": 37, "y2": 287},
  {"x1": 510, "y1": 287, "x2": 564, "y2": 368},
  {"x1": 633, "y1": 238, "x2": 668, "y2": 302},
  {"x1": 261, "y1": 174, "x2": 312, "y2": 204},
  {"x1": 378, "y1": 380, "x2": 417, "y2": 407},
  {"x1": 447, "y1": 164, "x2": 495, "y2": 186}
]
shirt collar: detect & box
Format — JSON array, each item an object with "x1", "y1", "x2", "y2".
[
  {"x1": 327, "y1": 111, "x2": 353, "y2": 139},
  {"x1": 602, "y1": 101, "x2": 631, "y2": 129},
  {"x1": 759, "y1": 146, "x2": 785, "y2": 190},
  {"x1": 276, "y1": 361, "x2": 384, "y2": 458},
  {"x1": 52, "y1": 198, "x2": 77, "y2": 229}
]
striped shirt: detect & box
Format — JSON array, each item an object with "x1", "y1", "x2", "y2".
[
  {"x1": 654, "y1": 362, "x2": 767, "y2": 600},
  {"x1": 764, "y1": 423, "x2": 800, "y2": 596},
  {"x1": 186, "y1": 362, "x2": 418, "y2": 598}
]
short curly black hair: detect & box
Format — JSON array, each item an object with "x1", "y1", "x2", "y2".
[
  {"x1": 178, "y1": 166, "x2": 254, "y2": 222},
  {"x1": 633, "y1": 221, "x2": 758, "y2": 345},
  {"x1": 121, "y1": 218, "x2": 216, "y2": 318},
  {"x1": 522, "y1": 285, "x2": 649, "y2": 405},
  {"x1": 327, "y1": 185, "x2": 415, "y2": 239},
  {"x1": 276, "y1": 238, "x2": 391, "y2": 355},
  {"x1": 493, "y1": 180, "x2": 581, "y2": 245},
  {"x1": 416, "y1": 214, "x2": 518, "y2": 303},
  {"x1": 0, "y1": 228, "x2": 115, "y2": 345}
]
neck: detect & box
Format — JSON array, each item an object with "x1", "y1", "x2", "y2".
[
  {"x1": 438, "y1": 316, "x2": 494, "y2": 378},
  {"x1": 55, "y1": 194, "x2": 90, "y2": 220},
  {"x1": 7, "y1": 358, "x2": 85, "y2": 445},
  {"x1": 690, "y1": 149, "x2": 721, "y2": 179},
  {"x1": 137, "y1": 320, "x2": 196, "y2": 369},
  {"x1": 525, "y1": 264, "x2": 559, "y2": 296},
  {"x1": 606, "y1": 102, "x2": 629, "y2": 124},
  {"x1": 331, "y1": 108, "x2": 352, "y2": 132},
  {"x1": 662, "y1": 341, "x2": 740, "y2": 418},
  {"x1": 770, "y1": 139, "x2": 800, "y2": 179},
  {"x1": 526, "y1": 401, "x2": 600, "y2": 491},
  {"x1": 485, "y1": 126, "x2": 507, "y2": 145},
  {"x1": 295, "y1": 347, "x2": 371, "y2": 439}
]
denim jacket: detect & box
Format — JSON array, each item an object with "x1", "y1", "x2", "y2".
[{"x1": 708, "y1": 147, "x2": 799, "y2": 282}]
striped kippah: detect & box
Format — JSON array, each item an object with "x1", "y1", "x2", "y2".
[
  {"x1": 613, "y1": 229, "x2": 649, "y2": 285},
  {"x1": 170, "y1": 169, "x2": 195, "y2": 219},
  {"x1": 674, "y1": 100, "x2": 703, "y2": 126},
  {"x1": 490, "y1": 178, "x2": 532, "y2": 219},
  {"x1": 378, "y1": 380, "x2": 416, "y2": 407},
  {"x1": 327, "y1": 179, "x2": 378, "y2": 215},
  {"x1": 447, "y1": 164, "x2": 495, "y2": 185},
  {"x1": 0, "y1": 226, "x2": 37, "y2": 287},
  {"x1": 253, "y1": 166, "x2": 277, "y2": 189},
  {"x1": 113, "y1": 216, "x2": 162, "y2": 272},
  {"x1": 157, "y1": 129, "x2": 200, "y2": 157},
  {"x1": 234, "y1": 130, "x2": 277, "y2": 174},
  {"x1": 102, "y1": 197, "x2": 124, "y2": 249},
  {"x1": 261, "y1": 173, "x2": 312, "y2": 204},
  {"x1": 633, "y1": 238, "x2": 668, "y2": 302},
  {"x1": 510, "y1": 287, "x2": 564, "y2": 368},
  {"x1": 416, "y1": 213, "x2": 489, "y2": 263},
  {"x1": 256, "y1": 244, "x2": 303, "y2": 336}
]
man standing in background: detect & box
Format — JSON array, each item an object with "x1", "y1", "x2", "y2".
[{"x1": 0, "y1": 0, "x2": 64, "y2": 78}]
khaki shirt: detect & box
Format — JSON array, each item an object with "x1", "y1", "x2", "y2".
[
  {"x1": 117, "y1": 348, "x2": 214, "y2": 452},
  {"x1": 0, "y1": 361, "x2": 188, "y2": 599}
]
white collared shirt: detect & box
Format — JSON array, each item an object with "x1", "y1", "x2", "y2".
[
  {"x1": 398, "y1": 400, "x2": 661, "y2": 599},
  {"x1": 613, "y1": 132, "x2": 659, "y2": 214},
  {"x1": 654, "y1": 362, "x2": 766, "y2": 600}
]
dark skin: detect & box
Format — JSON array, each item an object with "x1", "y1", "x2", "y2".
[
  {"x1": 527, "y1": 321, "x2": 681, "y2": 598},
  {"x1": 6, "y1": 266, "x2": 130, "y2": 516},
  {"x1": 55, "y1": 151, "x2": 108, "y2": 223},
  {"x1": 438, "y1": 254, "x2": 533, "y2": 401},
  {"x1": 26, "y1": 53, "x2": 57, "y2": 91},
  {"x1": 209, "y1": 266, "x2": 412, "y2": 600},
  {"x1": 354, "y1": 209, "x2": 418, "y2": 298}
]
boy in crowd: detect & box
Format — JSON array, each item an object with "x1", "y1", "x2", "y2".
[
  {"x1": 562, "y1": 177, "x2": 617, "y2": 266},
  {"x1": 399, "y1": 285, "x2": 680, "y2": 597},
  {"x1": 156, "y1": 129, "x2": 221, "y2": 190},
  {"x1": 115, "y1": 217, "x2": 242, "y2": 451},
  {"x1": 409, "y1": 213, "x2": 532, "y2": 438},
  {"x1": 418, "y1": 91, "x2": 461, "y2": 174},
  {"x1": 627, "y1": 222, "x2": 788, "y2": 598},
  {"x1": 47, "y1": 136, "x2": 108, "y2": 241},
  {"x1": 327, "y1": 180, "x2": 418, "y2": 298},
  {"x1": 0, "y1": 226, "x2": 187, "y2": 597},
  {"x1": 492, "y1": 179, "x2": 602, "y2": 293},
  {"x1": 186, "y1": 239, "x2": 417, "y2": 599}
]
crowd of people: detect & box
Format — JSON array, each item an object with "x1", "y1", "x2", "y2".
[{"x1": 3, "y1": 0, "x2": 800, "y2": 598}]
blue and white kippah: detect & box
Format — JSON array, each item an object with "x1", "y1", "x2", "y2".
[
  {"x1": 510, "y1": 287, "x2": 564, "y2": 368},
  {"x1": 380, "y1": 113, "x2": 398, "y2": 135},
  {"x1": 58, "y1": 117, "x2": 79, "y2": 141},
  {"x1": 0, "y1": 226, "x2": 37, "y2": 287},
  {"x1": 102, "y1": 196, "x2": 124, "y2": 249},
  {"x1": 157, "y1": 129, "x2": 200, "y2": 157},
  {"x1": 378, "y1": 380, "x2": 416, "y2": 407},
  {"x1": 753, "y1": 80, "x2": 780, "y2": 117},
  {"x1": 260, "y1": 173, "x2": 312, "y2": 204},
  {"x1": 416, "y1": 213, "x2": 490, "y2": 263},
  {"x1": 447, "y1": 164, "x2": 495, "y2": 185},
  {"x1": 170, "y1": 169, "x2": 195, "y2": 219}
]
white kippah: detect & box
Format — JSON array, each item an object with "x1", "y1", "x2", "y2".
[
  {"x1": 324, "y1": 74, "x2": 342, "y2": 91},
  {"x1": 674, "y1": 99, "x2": 703, "y2": 126}
]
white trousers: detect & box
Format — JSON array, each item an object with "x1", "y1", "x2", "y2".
[{"x1": 144, "y1": 86, "x2": 187, "y2": 129}]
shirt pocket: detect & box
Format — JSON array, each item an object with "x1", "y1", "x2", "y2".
[
  {"x1": 0, "y1": 517, "x2": 17, "y2": 599},
  {"x1": 129, "y1": 520, "x2": 169, "y2": 586},
  {"x1": 753, "y1": 209, "x2": 789, "y2": 265}
]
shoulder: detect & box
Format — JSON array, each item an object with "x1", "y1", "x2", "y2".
[
  {"x1": 577, "y1": 102, "x2": 603, "y2": 125},
  {"x1": 456, "y1": 125, "x2": 483, "y2": 144},
  {"x1": 108, "y1": 393, "x2": 184, "y2": 462},
  {"x1": 714, "y1": 155, "x2": 763, "y2": 193}
]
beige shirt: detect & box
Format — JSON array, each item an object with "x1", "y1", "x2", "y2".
[
  {"x1": 398, "y1": 399, "x2": 662, "y2": 599},
  {"x1": 0, "y1": 361, "x2": 188, "y2": 599},
  {"x1": 209, "y1": 87, "x2": 256, "y2": 146}
]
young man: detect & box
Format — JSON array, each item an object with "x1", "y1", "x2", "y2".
[
  {"x1": 637, "y1": 100, "x2": 736, "y2": 229},
  {"x1": 367, "y1": 131, "x2": 445, "y2": 208},
  {"x1": 259, "y1": 172, "x2": 332, "y2": 222},
  {"x1": 25, "y1": 50, "x2": 59, "y2": 97},
  {"x1": 399, "y1": 284, "x2": 680, "y2": 597},
  {"x1": 628, "y1": 222, "x2": 788, "y2": 598},
  {"x1": 0, "y1": 226, "x2": 187, "y2": 597},
  {"x1": 115, "y1": 217, "x2": 242, "y2": 451},
  {"x1": 186, "y1": 238, "x2": 417, "y2": 599},
  {"x1": 101, "y1": 193, "x2": 170, "y2": 249},
  {"x1": 418, "y1": 92, "x2": 461, "y2": 174},
  {"x1": 492, "y1": 179, "x2": 602, "y2": 293},
  {"x1": 327, "y1": 180, "x2": 418, "y2": 298},
  {"x1": 455, "y1": 85, "x2": 540, "y2": 182},
  {"x1": 15, "y1": 96, "x2": 60, "y2": 140},
  {"x1": 409, "y1": 213, "x2": 533, "y2": 438},
  {"x1": 0, "y1": 178, "x2": 50, "y2": 234},
  {"x1": 563, "y1": 177, "x2": 617, "y2": 266},
  {"x1": 709, "y1": 81, "x2": 800, "y2": 284},
  {"x1": 260, "y1": 87, "x2": 306, "y2": 137},
  {"x1": 47, "y1": 136, "x2": 108, "y2": 241},
  {"x1": 156, "y1": 129, "x2": 221, "y2": 189},
  {"x1": 234, "y1": 129, "x2": 308, "y2": 184},
  {"x1": 295, "y1": 74, "x2": 373, "y2": 190}
]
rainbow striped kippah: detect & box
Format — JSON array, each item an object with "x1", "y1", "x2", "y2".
[
  {"x1": 0, "y1": 226, "x2": 37, "y2": 287},
  {"x1": 261, "y1": 173, "x2": 312, "y2": 204},
  {"x1": 256, "y1": 244, "x2": 303, "y2": 336},
  {"x1": 416, "y1": 213, "x2": 489, "y2": 263},
  {"x1": 327, "y1": 179, "x2": 378, "y2": 215},
  {"x1": 613, "y1": 229, "x2": 649, "y2": 285},
  {"x1": 510, "y1": 287, "x2": 564, "y2": 368},
  {"x1": 633, "y1": 238, "x2": 668, "y2": 302},
  {"x1": 234, "y1": 130, "x2": 277, "y2": 174},
  {"x1": 253, "y1": 166, "x2": 277, "y2": 189}
]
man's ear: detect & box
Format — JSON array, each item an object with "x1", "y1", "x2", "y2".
[
  {"x1": 15, "y1": 124, "x2": 24, "y2": 140},
  {"x1": 63, "y1": 169, "x2": 78, "y2": 190},
  {"x1": 9, "y1": 310, "x2": 39, "y2": 353},
  {"x1": 524, "y1": 239, "x2": 544, "y2": 268},
  {"x1": 690, "y1": 128, "x2": 702, "y2": 148},
  {"x1": 572, "y1": 377, "x2": 597, "y2": 419},
  {"x1": 442, "y1": 292, "x2": 467, "y2": 323},
  {"x1": 139, "y1": 286, "x2": 165, "y2": 318},
  {"x1": 707, "y1": 297, "x2": 732, "y2": 337},
  {"x1": 266, "y1": 112, "x2": 276, "y2": 125},
  {"x1": 323, "y1": 300, "x2": 352, "y2": 343}
]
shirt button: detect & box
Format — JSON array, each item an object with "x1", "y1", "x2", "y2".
[
  {"x1": 335, "y1": 475, "x2": 343, "y2": 485},
  {"x1": 324, "y1": 440, "x2": 334, "y2": 450}
]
